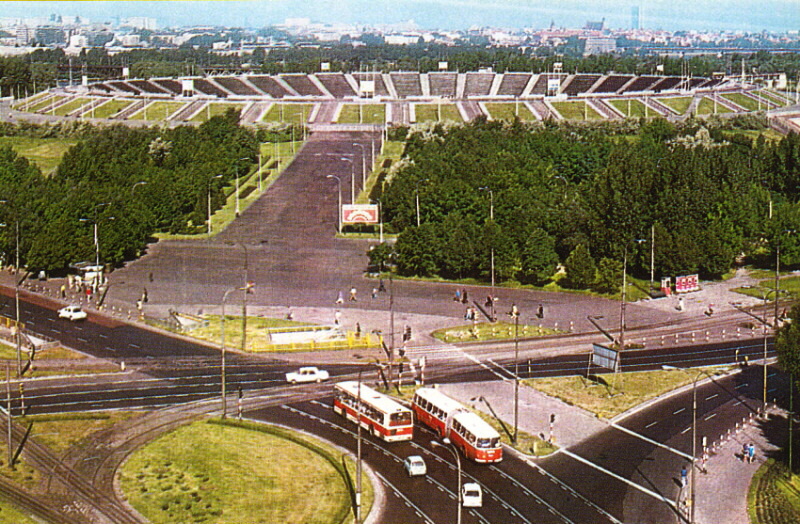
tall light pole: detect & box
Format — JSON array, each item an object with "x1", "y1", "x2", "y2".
[
  {"x1": 207, "y1": 174, "x2": 222, "y2": 236},
  {"x1": 327, "y1": 175, "x2": 342, "y2": 234},
  {"x1": 431, "y1": 439, "x2": 462, "y2": 524},
  {"x1": 513, "y1": 305, "x2": 520, "y2": 444},
  {"x1": 340, "y1": 156, "x2": 355, "y2": 203},
  {"x1": 414, "y1": 179, "x2": 429, "y2": 227},
  {"x1": 220, "y1": 287, "x2": 236, "y2": 419},
  {"x1": 353, "y1": 142, "x2": 367, "y2": 190},
  {"x1": 479, "y1": 187, "x2": 495, "y2": 321},
  {"x1": 235, "y1": 156, "x2": 249, "y2": 218},
  {"x1": 227, "y1": 242, "x2": 251, "y2": 352}
]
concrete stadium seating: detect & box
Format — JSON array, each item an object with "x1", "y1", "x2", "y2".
[
  {"x1": 562, "y1": 75, "x2": 602, "y2": 96},
  {"x1": 622, "y1": 76, "x2": 661, "y2": 93},
  {"x1": 496, "y1": 73, "x2": 531, "y2": 96},
  {"x1": 280, "y1": 74, "x2": 324, "y2": 97},
  {"x1": 248, "y1": 76, "x2": 291, "y2": 98},
  {"x1": 592, "y1": 75, "x2": 633, "y2": 93},
  {"x1": 152, "y1": 79, "x2": 183, "y2": 95},
  {"x1": 316, "y1": 73, "x2": 357, "y2": 98},
  {"x1": 215, "y1": 77, "x2": 261, "y2": 97},
  {"x1": 351, "y1": 73, "x2": 390, "y2": 97},
  {"x1": 463, "y1": 73, "x2": 494, "y2": 97},
  {"x1": 128, "y1": 80, "x2": 169, "y2": 95},
  {"x1": 428, "y1": 73, "x2": 458, "y2": 98},
  {"x1": 390, "y1": 73, "x2": 423, "y2": 98},
  {"x1": 193, "y1": 78, "x2": 228, "y2": 98}
]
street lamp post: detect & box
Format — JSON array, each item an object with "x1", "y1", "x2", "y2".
[
  {"x1": 207, "y1": 174, "x2": 222, "y2": 236},
  {"x1": 220, "y1": 287, "x2": 236, "y2": 419},
  {"x1": 353, "y1": 143, "x2": 367, "y2": 190},
  {"x1": 226, "y1": 242, "x2": 251, "y2": 352},
  {"x1": 326, "y1": 175, "x2": 342, "y2": 234},
  {"x1": 513, "y1": 306, "x2": 520, "y2": 443},
  {"x1": 479, "y1": 187, "x2": 495, "y2": 321},
  {"x1": 340, "y1": 157, "x2": 355, "y2": 203},
  {"x1": 235, "y1": 157, "x2": 249, "y2": 218},
  {"x1": 431, "y1": 439, "x2": 462, "y2": 524}
]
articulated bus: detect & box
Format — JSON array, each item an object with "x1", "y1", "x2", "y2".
[
  {"x1": 333, "y1": 381, "x2": 414, "y2": 442},
  {"x1": 412, "y1": 387, "x2": 502, "y2": 463}
]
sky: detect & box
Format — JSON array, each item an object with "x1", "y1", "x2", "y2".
[{"x1": 2, "y1": 0, "x2": 799, "y2": 33}]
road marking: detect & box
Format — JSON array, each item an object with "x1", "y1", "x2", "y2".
[
  {"x1": 673, "y1": 408, "x2": 685, "y2": 415},
  {"x1": 77, "y1": 337, "x2": 87, "y2": 343},
  {"x1": 491, "y1": 465, "x2": 581, "y2": 524},
  {"x1": 611, "y1": 423, "x2": 693, "y2": 461},
  {"x1": 645, "y1": 421, "x2": 658, "y2": 429},
  {"x1": 704, "y1": 413, "x2": 717, "y2": 421},
  {"x1": 129, "y1": 343, "x2": 141, "y2": 349},
  {"x1": 735, "y1": 383, "x2": 748, "y2": 389},
  {"x1": 560, "y1": 448, "x2": 678, "y2": 509},
  {"x1": 681, "y1": 426, "x2": 691, "y2": 435},
  {"x1": 705, "y1": 394, "x2": 718, "y2": 401},
  {"x1": 98, "y1": 334, "x2": 108, "y2": 339}
]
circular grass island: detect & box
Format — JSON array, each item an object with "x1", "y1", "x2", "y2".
[{"x1": 118, "y1": 420, "x2": 370, "y2": 524}]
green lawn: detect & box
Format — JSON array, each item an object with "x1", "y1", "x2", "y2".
[
  {"x1": 52, "y1": 97, "x2": 92, "y2": 117},
  {"x1": 129, "y1": 101, "x2": 186, "y2": 121},
  {"x1": 609, "y1": 99, "x2": 651, "y2": 118},
  {"x1": 189, "y1": 103, "x2": 246, "y2": 123},
  {"x1": 414, "y1": 103, "x2": 463, "y2": 123},
  {"x1": 0, "y1": 136, "x2": 77, "y2": 175},
  {"x1": 550, "y1": 101, "x2": 603, "y2": 121},
  {"x1": 119, "y1": 421, "x2": 366, "y2": 524},
  {"x1": 261, "y1": 104, "x2": 314, "y2": 124},
  {"x1": 90, "y1": 99, "x2": 135, "y2": 119},
  {"x1": 657, "y1": 96, "x2": 693, "y2": 114},
  {"x1": 338, "y1": 104, "x2": 386, "y2": 124},
  {"x1": 484, "y1": 102, "x2": 536, "y2": 121},
  {"x1": 721, "y1": 92, "x2": 764, "y2": 112},
  {"x1": 0, "y1": 499, "x2": 39, "y2": 523},
  {"x1": 697, "y1": 97, "x2": 733, "y2": 115},
  {"x1": 529, "y1": 367, "x2": 730, "y2": 420},
  {"x1": 748, "y1": 459, "x2": 800, "y2": 524},
  {"x1": 760, "y1": 89, "x2": 793, "y2": 107},
  {"x1": 27, "y1": 95, "x2": 65, "y2": 113}
]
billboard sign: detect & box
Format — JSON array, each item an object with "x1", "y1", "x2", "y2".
[
  {"x1": 675, "y1": 274, "x2": 699, "y2": 293},
  {"x1": 342, "y1": 204, "x2": 379, "y2": 224},
  {"x1": 592, "y1": 343, "x2": 619, "y2": 371},
  {"x1": 359, "y1": 80, "x2": 375, "y2": 95}
]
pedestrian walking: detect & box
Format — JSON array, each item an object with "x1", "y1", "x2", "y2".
[
  {"x1": 355, "y1": 322, "x2": 361, "y2": 338},
  {"x1": 748, "y1": 443, "x2": 756, "y2": 463},
  {"x1": 536, "y1": 304, "x2": 544, "y2": 319},
  {"x1": 334, "y1": 310, "x2": 341, "y2": 325},
  {"x1": 335, "y1": 291, "x2": 344, "y2": 304},
  {"x1": 454, "y1": 289, "x2": 461, "y2": 302},
  {"x1": 378, "y1": 279, "x2": 386, "y2": 293},
  {"x1": 371, "y1": 287, "x2": 378, "y2": 299},
  {"x1": 742, "y1": 442, "x2": 748, "y2": 462},
  {"x1": 349, "y1": 287, "x2": 357, "y2": 301},
  {"x1": 60, "y1": 284, "x2": 66, "y2": 298},
  {"x1": 461, "y1": 289, "x2": 468, "y2": 304},
  {"x1": 680, "y1": 465, "x2": 688, "y2": 488},
  {"x1": 509, "y1": 303, "x2": 519, "y2": 318}
]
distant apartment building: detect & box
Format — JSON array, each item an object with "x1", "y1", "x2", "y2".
[
  {"x1": 584, "y1": 36, "x2": 617, "y2": 55},
  {"x1": 122, "y1": 17, "x2": 157, "y2": 31}
]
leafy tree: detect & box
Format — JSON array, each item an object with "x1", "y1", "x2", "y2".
[
  {"x1": 394, "y1": 224, "x2": 442, "y2": 277},
  {"x1": 776, "y1": 304, "x2": 800, "y2": 383},
  {"x1": 595, "y1": 257, "x2": 623, "y2": 294},
  {"x1": 519, "y1": 228, "x2": 558, "y2": 285},
  {"x1": 564, "y1": 244, "x2": 596, "y2": 289}
]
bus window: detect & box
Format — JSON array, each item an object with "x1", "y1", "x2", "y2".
[
  {"x1": 476, "y1": 437, "x2": 499, "y2": 449},
  {"x1": 390, "y1": 411, "x2": 412, "y2": 426}
]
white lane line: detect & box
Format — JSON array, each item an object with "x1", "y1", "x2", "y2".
[
  {"x1": 645, "y1": 421, "x2": 658, "y2": 429},
  {"x1": 704, "y1": 413, "x2": 717, "y2": 422},
  {"x1": 129, "y1": 343, "x2": 141, "y2": 349},
  {"x1": 611, "y1": 423, "x2": 693, "y2": 461},
  {"x1": 672, "y1": 408, "x2": 685, "y2": 415},
  {"x1": 705, "y1": 394, "x2": 718, "y2": 401},
  {"x1": 735, "y1": 383, "x2": 748, "y2": 389},
  {"x1": 560, "y1": 449, "x2": 678, "y2": 509},
  {"x1": 77, "y1": 338, "x2": 87, "y2": 343},
  {"x1": 681, "y1": 426, "x2": 691, "y2": 435},
  {"x1": 98, "y1": 334, "x2": 108, "y2": 339}
]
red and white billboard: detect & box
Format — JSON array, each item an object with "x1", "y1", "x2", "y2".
[
  {"x1": 675, "y1": 274, "x2": 700, "y2": 293},
  {"x1": 342, "y1": 204, "x2": 379, "y2": 224}
]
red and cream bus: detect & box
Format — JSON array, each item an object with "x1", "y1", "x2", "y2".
[
  {"x1": 333, "y1": 381, "x2": 414, "y2": 442},
  {"x1": 412, "y1": 387, "x2": 502, "y2": 463}
]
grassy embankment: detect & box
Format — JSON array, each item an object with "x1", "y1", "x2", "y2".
[
  {"x1": 129, "y1": 101, "x2": 186, "y2": 121},
  {"x1": 414, "y1": 103, "x2": 463, "y2": 123},
  {"x1": 189, "y1": 103, "x2": 246, "y2": 124},
  {"x1": 484, "y1": 102, "x2": 536, "y2": 121},
  {"x1": 119, "y1": 420, "x2": 370, "y2": 524},
  {"x1": 89, "y1": 99, "x2": 135, "y2": 119},
  {"x1": 549, "y1": 101, "x2": 603, "y2": 121},
  {"x1": 0, "y1": 136, "x2": 77, "y2": 175},
  {"x1": 696, "y1": 97, "x2": 734, "y2": 115},
  {"x1": 609, "y1": 99, "x2": 651, "y2": 118},
  {"x1": 748, "y1": 459, "x2": 800, "y2": 523},
  {"x1": 657, "y1": 96, "x2": 693, "y2": 115},
  {"x1": 338, "y1": 104, "x2": 386, "y2": 125},
  {"x1": 260, "y1": 103, "x2": 314, "y2": 125}
]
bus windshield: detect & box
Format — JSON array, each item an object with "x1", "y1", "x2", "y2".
[
  {"x1": 390, "y1": 411, "x2": 412, "y2": 426},
  {"x1": 476, "y1": 437, "x2": 499, "y2": 449}
]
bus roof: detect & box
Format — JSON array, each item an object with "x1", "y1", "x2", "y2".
[
  {"x1": 336, "y1": 381, "x2": 410, "y2": 415},
  {"x1": 452, "y1": 410, "x2": 501, "y2": 440},
  {"x1": 414, "y1": 387, "x2": 466, "y2": 415}
]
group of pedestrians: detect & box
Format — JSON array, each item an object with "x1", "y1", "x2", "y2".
[{"x1": 743, "y1": 442, "x2": 756, "y2": 463}]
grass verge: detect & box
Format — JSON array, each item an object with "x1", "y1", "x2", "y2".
[
  {"x1": 550, "y1": 101, "x2": 603, "y2": 121},
  {"x1": 0, "y1": 136, "x2": 77, "y2": 175},
  {"x1": 414, "y1": 103, "x2": 463, "y2": 122},
  {"x1": 432, "y1": 321, "x2": 562, "y2": 343},
  {"x1": 609, "y1": 99, "x2": 650, "y2": 118},
  {"x1": 697, "y1": 97, "x2": 733, "y2": 115},
  {"x1": 658, "y1": 96, "x2": 693, "y2": 114},
  {"x1": 338, "y1": 104, "x2": 386, "y2": 125},
  {"x1": 0, "y1": 497, "x2": 38, "y2": 522},
  {"x1": 189, "y1": 103, "x2": 246, "y2": 123},
  {"x1": 527, "y1": 367, "x2": 730, "y2": 420},
  {"x1": 484, "y1": 102, "x2": 535, "y2": 121},
  {"x1": 748, "y1": 459, "x2": 800, "y2": 524},
  {"x1": 20, "y1": 411, "x2": 139, "y2": 454},
  {"x1": 90, "y1": 99, "x2": 134, "y2": 119},
  {"x1": 119, "y1": 419, "x2": 369, "y2": 524},
  {"x1": 261, "y1": 104, "x2": 314, "y2": 124}
]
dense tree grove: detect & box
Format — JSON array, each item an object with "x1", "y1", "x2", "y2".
[
  {"x1": 379, "y1": 118, "x2": 800, "y2": 290},
  {"x1": 0, "y1": 110, "x2": 259, "y2": 272}
]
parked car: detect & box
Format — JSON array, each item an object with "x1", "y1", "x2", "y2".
[
  {"x1": 403, "y1": 455, "x2": 427, "y2": 477},
  {"x1": 58, "y1": 305, "x2": 87, "y2": 321},
  {"x1": 285, "y1": 367, "x2": 330, "y2": 384},
  {"x1": 462, "y1": 483, "x2": 483, "y2": 507}
]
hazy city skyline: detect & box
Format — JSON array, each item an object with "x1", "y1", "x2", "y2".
[{"x1": 2, "y1": 0, "x2": 799, "y2": 33}]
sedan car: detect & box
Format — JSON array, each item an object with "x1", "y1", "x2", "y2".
[
  {"x1": 285, "y1": 367, "x2": 330, "y2": 384},
  {"x1": 403, "y1": 455, "x2": 427, "y2": 477},
  {"x1": 462, "y1": 483, "x2": 483, "y2": 507},
  {"x1": 58, "y1": 305, "x2": 87, "y2": 321}
]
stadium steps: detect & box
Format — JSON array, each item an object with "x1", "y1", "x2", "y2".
[
  {"x1": 308, "y1": 75, "x2": 333, "y2": 98},
  {"x1": 170, "y1": 100, "x2": 206, "y2": 122},
  {"x1": 744, "y1": 90, "x2": 778, "y2": 110},
  {"x1": 557, "y1": 75, "x2": 574, "y2": 95},
  {"x1": 420, "y1": 74, "x2": 431, "y2": 97},
  {"x1": 522, "y1": 101, "x2": 543, "y2": 120},
  {"x1": 706, "y1": 93, "x2": 744, "y2": 113},
  {"x1": 617, "y1": 76, "x2": 638, "y2": 94},
  {"x1": 642, "y1": 96, "x2": 673, "y2": 116},
  {"x1": 72, "y1": 98, "x2": 108, "y2": 118},
  {"x1": 344, "y1": 74, "x2": 360, "y2": 96},
  {"x1": 383, "y1": 74, "x2": 398, "y2": 98},
  {"x1": 496, "y1": 73, "x2": 530, "y2": 97},
  {"x1": 457, "y1": 100, "x2": 483, "y2": 121},
  {"x1": 208, "y1": 78, "x2": 236, "y2": 97},
  {"x1": 455, "y1": 73, "x2": 466, "y2": 98},
  {"x1": 529, "y1": 99, "x2": 553, "y2": 120},
  {"x1": 488, "y1": 74, "x2": 503, "y2": 96},
  {"x1": 274, "y1": 76, "x2": 300, "y2": 97},
  {"x1": 588, "y1": 99, "x2": 618, "y2": 120},
  {"x1": 587, "y1": 75, "x2": 608, "y2": 94},
  {"x1": 521, "y1": 74, "x2": 538, "y2": 97},
  {"x1": 113, "y1": 99, "x2": 147, "y2": 120},
  {"x1": 240, "y1": 102, "x2": 264, "y2": 124}
]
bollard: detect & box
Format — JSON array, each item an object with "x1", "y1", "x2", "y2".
[
  {"x1": 569, "y1": 321, "x2": 574, "y2": 333},
  {"x1": 736, "y1": 328, "x2": 740, "y2": 338},
  {"x1": 661, "y1": 335, "x2": 665, "y2": 345},
  {"x1": 121, "y1": 361, "x2": 126, "y2": 371},
  {"x1": 721, "y1": 329, "x2": 726, "y2": 339},
  {"x1": 554, "y1": 322, "x2": 558, "y2": 331},
  {"x1": 705, "y1": 331, "x2": 709, "y2": 341},
  {"x1": 691, "y1": 332, "x2": 696, "y2": 341},
  {"x1": 642, "y1": 337, "x2": 647, "y2": 347}
]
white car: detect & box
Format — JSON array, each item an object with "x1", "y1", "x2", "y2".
[
  {"x1": 285, "y1": 366, "x2": 330, "y2": 384},
  {"x1": 462, "y1": 483, "x2": 483, "y2": 508},
  {"x1": 403, "y1": 455, "x2": 427, "y2": 477},
  {"x1": 58, "y1": 305, "x2": 87, "y2": 321}
]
